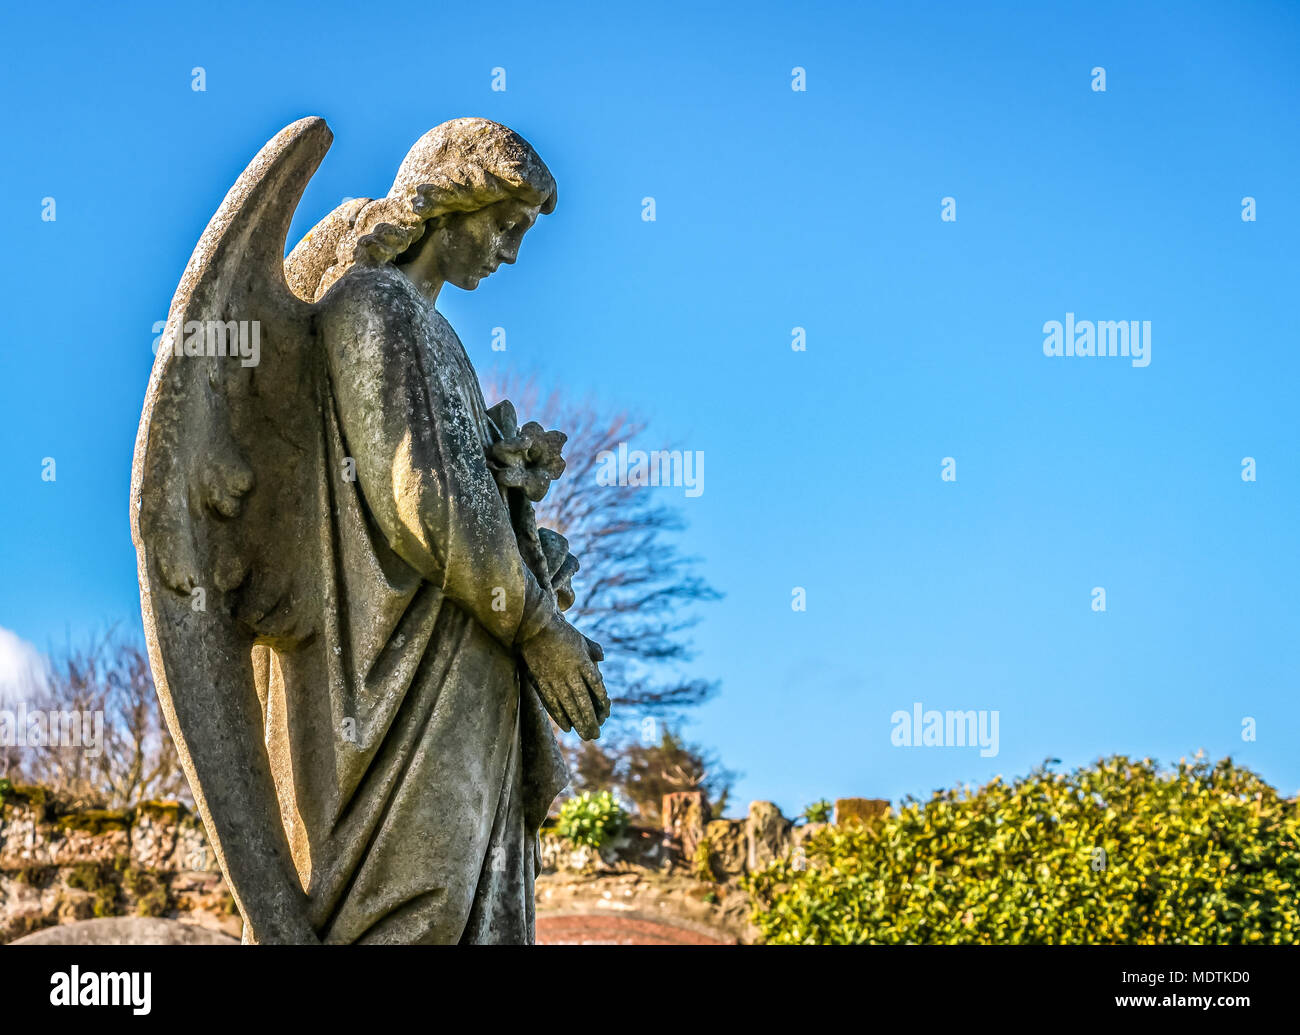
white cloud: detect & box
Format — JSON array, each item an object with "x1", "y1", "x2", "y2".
[{"x1": 0, "y1": 627, "x2": 51, "y2": 707}]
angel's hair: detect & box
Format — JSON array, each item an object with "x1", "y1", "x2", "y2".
[{"x1": 286, "y1": 118, "x2": 557, "y2": 302}]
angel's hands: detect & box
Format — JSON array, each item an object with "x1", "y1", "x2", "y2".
[{"x1": 520, "y1": 613, "x2": 609, "y2": 740}]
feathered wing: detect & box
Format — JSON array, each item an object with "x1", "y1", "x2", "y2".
[{"x1": 130, "y1": 117, "x2": 334, "y2": 943}]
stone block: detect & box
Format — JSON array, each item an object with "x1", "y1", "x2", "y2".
[
  {"x1": 746, "y1": 801, "x2": 792, "y2": 871},
  {"x1": 834, "y1": 798, "x2": 889, "y2": 826}
]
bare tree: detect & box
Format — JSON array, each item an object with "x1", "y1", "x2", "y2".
[
  {"x1": 8, "y1": 631, "x2": 189, "y2": 808},
  {"x1": 482, "y1": 372, "x2": 721, "y2": 723},
  {"x1": 3, "y1": 374, "x2": 722, "y2": 805}
]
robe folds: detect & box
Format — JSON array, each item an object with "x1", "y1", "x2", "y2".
[{"x1": 250, "y1": 264, "x2": 567, "y2": 944}]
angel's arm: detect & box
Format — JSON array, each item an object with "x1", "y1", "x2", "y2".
[{"x1": 320, "y1": 270, "x2": 556, "y2": 647}]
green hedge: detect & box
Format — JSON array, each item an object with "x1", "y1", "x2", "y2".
[
  {"x1": 743, "y1": 756, "x2": 1300, "y2": 944},
  {"x1": 555, "y1": 790, "x2": 628, "y2": 850}
]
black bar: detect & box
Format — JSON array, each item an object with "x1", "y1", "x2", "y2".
[{"x1": 1, "y1": 945, "x2": 1289, "y2": 1022}]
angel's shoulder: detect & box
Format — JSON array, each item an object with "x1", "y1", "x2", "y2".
[{"x1": 318, "y1": 264, "x2": 426, "y2": 345}]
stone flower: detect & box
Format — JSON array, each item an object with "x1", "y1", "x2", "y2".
[
  {"x1": 486, "y1": 400, "x2": 567, "y2": 502},
  {"x1": 538, "y1": 527, "x2": 580, "y2": 611}
]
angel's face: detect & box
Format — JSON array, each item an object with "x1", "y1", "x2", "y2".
[{"x1": 434, "y1": 198, "x2": 541, "y2": 290}]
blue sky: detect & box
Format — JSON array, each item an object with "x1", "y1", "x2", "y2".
[{"x1": 0, "y1": 1, "x2": 1296, "y2": 816}]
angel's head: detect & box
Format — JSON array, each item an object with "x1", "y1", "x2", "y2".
[
  {"x1": 294, "y1": 118, "x2": 556, "y2": 301},
  {"x1": 398, "y1": 195, "x2": 543, "y2": 294}
]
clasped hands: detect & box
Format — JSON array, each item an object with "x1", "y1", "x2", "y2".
[{"x1": 520, "y1": 611, "x2": 609, "y2": 740}]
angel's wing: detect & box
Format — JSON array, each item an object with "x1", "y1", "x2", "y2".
[{"x1": 129, "y1": 117, "x2": 333, "y2": 942}]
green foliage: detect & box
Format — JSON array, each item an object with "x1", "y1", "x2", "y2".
[
  {"x1": 135, "y1": 886, "x2": 170, "y2": 918},
  {"x1": 800, "y1": 799, "x2": 833, "y2": 825},
  {"x1": 55, "y1": 809, "x2": 130, "y2": 835},
  {"x1": 92, "y1": 884, "x2": 119, "y2": 918},
  {"x1": 743, "y1": 756, "x2": 1300, "y2": 945},
  {"x1": 65, "y1": 862, "x2": 120, "y2": 917},
  {"x1": 66, "y1": 863, "x2": 105, "y2": 893},
  {"x1": 565, "y1": 729, "x2": 736, "y2": 824},
  {"x1": 0, "y1": 782, "x2": 47, "y2": 816},
  {"x1": 121, "y1": 865, "x2": 150, "y2": 896},
  {"x1": 555, "y1": 790, "x2": 629, "y2": 850}
]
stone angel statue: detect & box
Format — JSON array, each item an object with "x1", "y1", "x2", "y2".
[{"x1": 130, "y1": 117, "x2": 609, "y2": 944}]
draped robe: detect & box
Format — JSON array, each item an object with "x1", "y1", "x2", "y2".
[{"x1": 252, "y1": 262, "x2": 567, "y2": 944}]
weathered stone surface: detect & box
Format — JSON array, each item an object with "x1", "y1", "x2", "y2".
[
  {"x1": 131, "y1": 801, "x2": 196, "y2": 871},
  {"x1": 12, "y1": 917, "x2": 237, "y2": 945},
  {"x1": 663, "y1": 791, "x2": 711, "y2": 865},
  {"x1": 47, "y1": 823, "x2": 130, "y2": 867},
  {"x1": 539, "y1": 834, "x2": 600, "y2": 874},
  {"x1": 130, "y1": 118, "x2": 608, "y2": 944},
  {"x1": 0, "y1": 790, "x2": 242, "y2": 943},
  {"x1": 747, "y1": 801, "x2": 794, "y2": 871},
  {"x1": 167, "y1": 870, "x2": 239, "y2": 938},
  {"x1": 704, "y1": 819, "x2": 748, "y2": 878},
  {"x1": 794, "y1": 820, "x2": 828, "y2": 845},
  {"x1": 835, "y1": 798, "x2": 890, "y2": 826},
  {"x1": 789, "y1": 822, "x2": 829, "y2": 872},
  {"x1": 540, "y1": 824, "x2": 669, "y2": 874},
  {"x1": 0, "y1": 792, "x2": 45, "y2": 868}
]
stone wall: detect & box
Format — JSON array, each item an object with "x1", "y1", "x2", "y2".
[
  {"x1": 2, "y1": 784, "x2": 889, "y2": 943},
  {"x1": 539, "y1": 794, "x2": 891, "y2": 880},
  {"x1": 0, "y1": 784, "x2": 237, "y2": 944},
  {"x1": 535, "y1": 795, "x2": 891, "y2": 943}
]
